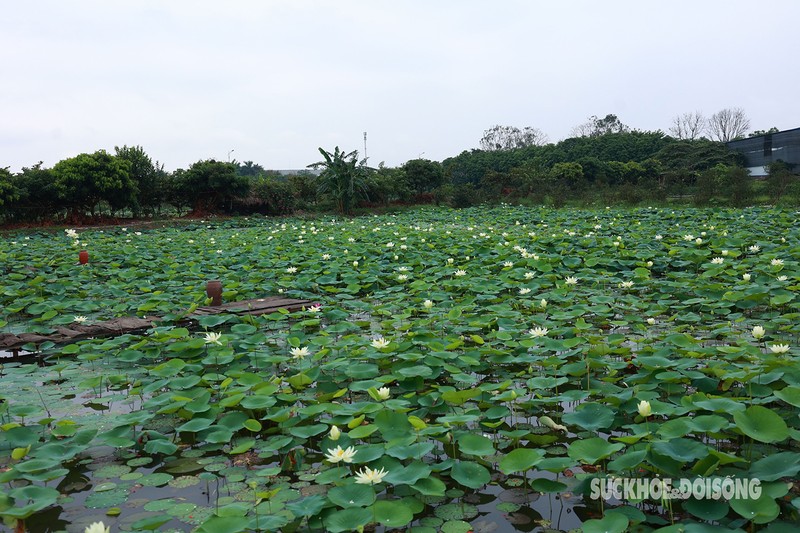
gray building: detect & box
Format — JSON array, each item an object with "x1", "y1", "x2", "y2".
[{"x1": 727, "y1": 127, "x2": 800, "y2": 176}]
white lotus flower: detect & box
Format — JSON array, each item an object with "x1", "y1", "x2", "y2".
[
  {"x1": 286, "y1": 266, "x2": 298, "y2": 273},
  {"x1": 637, "y1": 400, "x2": 652, "y2": 417},
  {"x1": 73, "y1": 315, "x2": 88, "y2": 323},
  {"x1": 329, "y1": 425, "x2": 341, "y2": 441},
  {"x1": 371, "y1": 337, "x2": 390, "y2": 349},
  {"x1": 540, "y1": 299, "x2": 547, "y2": 309},
  {"x1": 352, "y1": 260, "x2": 359, "y2": 267},
  {"x1": 519, "y1": 288, "x2": 531, "y2": 295},
  {"x1": 322, "y1": 254, "x2": 331, "y2": 260},
  {"x1": 423, "y1": 299, "x2": 434, "y2": 309},
  {"x1": 354, "y1": 466, "x2": 388, "y2": 485},
  {"x1": 619, "y1": 281, "x2": 634, "y2": 289},
  {"x1": 503, "y1": 261, "x2": 514, "y2": 268},
  {"x1": 325, "y1": 445, "x2": 357, "y2": 463},
  {"x1": 647, "y1": 318, "x2": 656, "y2": 325},
  {"x1": 524, "y1": 272, "x2": 535, "y2": 279},
  {"x1": 564, "y1": 276, "x2": 578, "y2": 286},
  {"x1": 290, "y1": 346, "x2": 310, "y2": 359},
  {"x1": 528, "y1": 327, "x2": 549, "y2": 338},
  {"x1": 454, "y1": 269, "x2": 467, "y2": 277},
  {"x1": 376, "y1": 387, "x2": 391, "y2": 400},
  {"x1": 777, "y1": 275, "x2": 788, "y2": 281},
  {"x1": 770, "y1": 344, "x2": 790, "y2": 354},
  {"x1": 695, "y1": 238, "x2": 703, "y2": 245},
  {"x1": 655, "y1": 235, "x2": 663, "y2": 240},
  {"x1": 748, "y1": 245, "x2": 760, "y2": 253},
  {"x1": 710, "y1": 257, "x2": 724, "y2": 265},
  {"x1": 721, "y1": 250, "x2": 729, "y2": 256},
  {"x1": 84, "y1": 522, "x2": 110, "y2": 533},
  {"x1": 742, "y1": 273, "x2": 751, "y2": 281},
  {"x1": 203, "y1": 332, "x2": 223, "y2": 345},
  {"x1": 771, "y1": 258, "x2": 784, "y2": 266},
  {"x1": 397, "y1": 274, "x2": 408, "y2": 281},
  {"x1": 65, "y1": 229, "x2": 79, "y2": 239},
  {"x1": 752, "y1": 326, "x2": 765, "y2": 340}
]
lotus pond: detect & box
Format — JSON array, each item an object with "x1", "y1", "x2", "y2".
[{"x1": 1, "y1": 206, "x2": 799, "y2": 532}]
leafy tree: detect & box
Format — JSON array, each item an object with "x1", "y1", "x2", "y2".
[
  {"x1": 179, "y1": 159, "x2": 250, "y2": 214},
  {"x1": 749, "y1": 127, "x2": 780, "y2": 137},
  {"x1": 235, "y1": 161, "x2": 267, "y2": 177},
  {"x1": 694, "y1": 164, "x2": 752, "y2": 206},
  {"x1": 402, "y1": 158, "x2": 444, "y2": 194},
  {"x1": 766, "y1": 160, "x2": 796, "y2": 203},
  {"x1": 550, "y1": 162, "x2": 584, "y2": 188},
  {"x1": 9, "y1": 163, "x2": 58, "y2": 222},
  {"x1": 442, "y1": 148, "x2": 529, "y2": 186},
  {"x1": 364, "y1": 165, "x2": 413, "y2": 206},
  {"x1": 571, "y1": 114, "x2": 630, "y2": 138},
  {"x1": 239, "y1": 175, "x2": 296, "y2": 215},
  {"x1": 308, "y1": 147, "x2": 372, "y2": 214},
  {"x1": 670, "y1": 111, "x2": 706, "y2": 140},
  {"x1": 287, "y1": 172, "x2": 319, "y2": 209},
  {"x1": 52, "y1": 150, "x2": 135, "y2": 219},
  {"x1": 556, "y1": 131, "x2": 670, "y2": 163},
  {"x1": 479, "y1": 125, "x2": 549, "y2": 151},
  {"x1": 0, "y1": 167, "x2": 19, "y2": 210},
  {"x1": 115, "y1": 145, "x2": 166, "y2": 216},
  {"x1": 654, "y1": 140, "x2": 744, "y2": 172},
  {"x1": 707, "y1": 107, "x2": 750, "y2": 142}
]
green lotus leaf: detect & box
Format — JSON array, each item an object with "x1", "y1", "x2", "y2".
[
  {"x1": 449, "y1": 461, "x2": 490, "y2": 489},
  {"x1": 456, "y1": 433, "x2": 495, "y2": 456},
  {"x1": 196, "y1": 515, "x2": 250, "y2": 533},
  {"x1": 286, "y1": 494, "x2": 326, "y2": 518},
  {"x1": 730, "y1": 492, "x2": 781, "y2": 524},
  {"x1": 328, "y1": 484, "x2": 376, "y2": 508},
  {"x1": 324, "y1": 507, "x2": 373, "y2": 533},
  {"x1": 732, "y1": 405, "x2": 789, "y2": 443},
  {"x1": 372, "y1": 499, "x2": 415, "y2": 528},
  {"x1": 498, "y1": 448, "x2": 545, "y2": 474},
  {"x1": 567, "y1": 438, "x2": 625, "y2": 465},
  {"x1": 562, "y1": 402, "x2": 615, "y2": 432},
  {"x1": 581, "y1": 512, "x2": 629, "y2": 533}
]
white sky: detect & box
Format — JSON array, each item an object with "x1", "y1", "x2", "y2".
[{"x1": 2, "y1": 0, "x2": 797, "y2": 173}]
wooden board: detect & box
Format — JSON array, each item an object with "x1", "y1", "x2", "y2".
[{"x1": 0, "y1": 296, "x2": 313, "y2": 355}]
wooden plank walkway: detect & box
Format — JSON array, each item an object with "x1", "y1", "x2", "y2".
[{"x1": 0, "y1": 296, "x2": 313, "y2": 356}]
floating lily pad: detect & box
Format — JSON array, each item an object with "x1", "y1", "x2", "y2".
[
  {"x1": 84, "y1": 486, "x2": 130, "y2": 508},
  {"x1": 139, "y1": 472, "x2": 174, "y2": 486},
  {"x1": 434, "y1": 503, "x2": 479, "y2": 521},
  {"x1": 441, "y1": 520, "x2": 474, "y2": 533},
  {"x1": 93, "y1": 464, "x2": 132, "y2": 478}
]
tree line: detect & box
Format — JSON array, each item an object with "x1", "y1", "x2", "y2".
[{"x1": 1, "y1": 114, "x2": 797, "y2": 223}]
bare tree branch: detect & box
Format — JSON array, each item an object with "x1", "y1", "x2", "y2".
[
  {"x1": 706, "y1": 108, "x2": 750, "y2": 142},
  {"x1": 669, "y1": 111, "x2": 706, "y2": 140},
  {"x1": 480, "y1": 125, "x2": 549, "y2": 151}
]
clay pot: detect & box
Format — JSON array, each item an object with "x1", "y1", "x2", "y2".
[
  {"x1": 206, "y1": 280, "x2": 222, "y2": 306},
  {"x1": 79, "y1": 250, "x2": 89, "y2": 265}
]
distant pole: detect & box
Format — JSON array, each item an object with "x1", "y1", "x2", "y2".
[
  {"x1": 363, "y1": 132, "x2": 367, "y2": 162},
  {"x1": 228, "y1": 149, "x2": 234, "y2": 163}
]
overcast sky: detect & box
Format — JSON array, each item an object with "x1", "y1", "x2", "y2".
[{"x1": 3, "y1": 1, "x2": 797, "y2": 173}]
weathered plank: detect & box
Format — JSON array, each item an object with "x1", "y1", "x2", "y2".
[{"x1": 0, "y1": 296, "x2": 313, "y2": 355}]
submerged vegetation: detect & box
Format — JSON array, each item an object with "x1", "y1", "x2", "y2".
[{"x1": 1, "y1": 206, "x2": 799, "y2": 532}]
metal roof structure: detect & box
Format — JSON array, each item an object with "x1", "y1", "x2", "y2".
[{"x1": 727, "y1": 127, "x2": 800, "y2": 177}]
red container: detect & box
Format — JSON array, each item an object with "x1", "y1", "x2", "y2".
[
  {"x1": 79, "y1": 250, "x2": 89, "y2": 265},
  {"x1": 206, "y1": 280, "x2": 222, "y2": 306}
]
